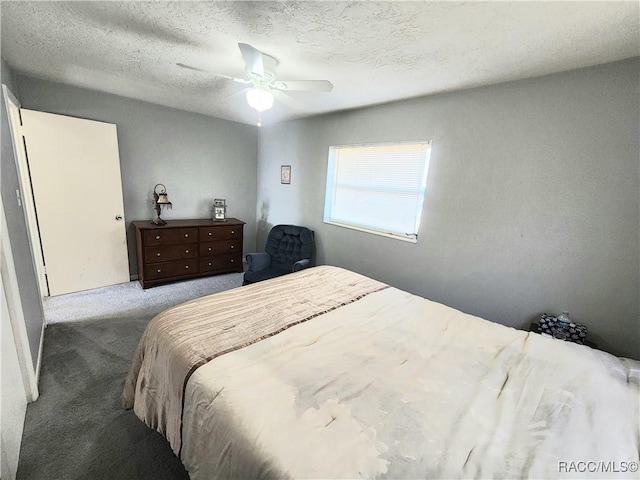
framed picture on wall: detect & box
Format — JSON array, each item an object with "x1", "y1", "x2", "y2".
[{"x1": 281, "y1": 165, "x2": 291, "y2": 184}]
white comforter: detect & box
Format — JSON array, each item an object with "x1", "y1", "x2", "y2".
[{"x1": 181, "y1": 285, "x2": 640, "y2": 479}]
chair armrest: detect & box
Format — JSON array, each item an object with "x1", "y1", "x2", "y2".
[
  {"x1": 292, "y1": 258, "x2": 311, "y2": 272},
  {"x1": 246, "y1": 253, "x2": 271, "y2": 272}
]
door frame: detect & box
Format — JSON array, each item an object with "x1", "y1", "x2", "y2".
[
  {"x1": 0, "y1": 194, "x2": 40, "y2": 401},
  {"x1": 2, "y1": 84, "x2": 49, "y2": 298}
]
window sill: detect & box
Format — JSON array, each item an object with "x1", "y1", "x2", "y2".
[{"x1": 323, "y1": 220, "x2": 417, "y2": 243}]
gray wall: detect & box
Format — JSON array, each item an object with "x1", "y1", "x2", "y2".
[
  {"x1": 5, "y1": 59, "x2": 639, "y2": 360},
  {"x1": 15, "y1": 76, "x2": 259, "y2": 276},
  {"x1": 1, "y1": 59, "x2": 43, "y2": 368},
  {"x1": 257, "y1": 58, "x2": 640, "y2": 360}
]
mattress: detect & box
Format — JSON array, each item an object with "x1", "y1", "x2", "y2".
[{"x1": 124, "y1": 266, "x2": 640, "y2": 479}]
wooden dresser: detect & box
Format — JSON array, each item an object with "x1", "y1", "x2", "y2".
[{"x1": 133, "y1": 218, "x2": 245, "y2": 289}]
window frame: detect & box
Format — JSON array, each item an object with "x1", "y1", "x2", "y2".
[{"x1": 323, "y1": 140, "x2": 432, "y2": 244}]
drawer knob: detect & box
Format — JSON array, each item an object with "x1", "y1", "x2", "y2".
[
  {"x1": 185, "y1": 250, "x2": 189, "y2": 253},
  {"x1": 231, "y1": 230, "x2": 235, "y2": 234},
  {"x1": 208, "y1": 232, "x2": 212, "y2": 236},
  {"x1": 230, "y1": 259, "x2": 234, "y2": 263},
  {"x1": 155, "y1": 235, "x2": 160, "y2": 240},
  {"x1": 230, "y1": 245, "x2": 235, "y2": 249},
  {"x1": 184, "y1": 234, "x2": 189, "y2": 238},
  {"x1": 157, "y1": 269, "x2": 161, "y2": 273},
  {"x1": 208, "y1": 247, "x2": 212, "y2": 251},
  {"x1": 208, "y1": 262, "x2": 212, "y2": 266},
  {"x1": 156, "y1": 253, "x2": 161, "y2": 257},
  {"x1": 185, "y1": 265, "x2": 189, "y2": 269}
]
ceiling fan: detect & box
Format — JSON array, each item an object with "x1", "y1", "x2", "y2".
[{"x1": 177, "y1": 43, "x2": 333, "y2": 123}]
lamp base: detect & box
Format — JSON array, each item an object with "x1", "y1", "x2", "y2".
[{"x1": 152, "y1": 204, "x2": 167, "y2": 225}]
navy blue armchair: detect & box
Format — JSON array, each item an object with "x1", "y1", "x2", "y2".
[{"x1": 243, "y1": 225, "x2": 315, "y2": 285}]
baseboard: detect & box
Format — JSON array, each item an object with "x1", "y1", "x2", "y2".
[{"x1": 33, "y1": 321, "x2": 45, "y2": 401}]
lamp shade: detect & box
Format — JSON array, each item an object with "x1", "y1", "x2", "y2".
[
  {"x1": 156, "y1": 193, "x2": 171, "y2": 205},
  {"x1": 153, "y1": 184, "x2": 172, "y2": 207},
  {"x1": 246, "y1": 87, "x2": 274, "y2": 112}
]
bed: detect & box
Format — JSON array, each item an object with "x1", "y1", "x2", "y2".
[{"x1": 123, "y1": 266, "x2": 640, "y2": 479}]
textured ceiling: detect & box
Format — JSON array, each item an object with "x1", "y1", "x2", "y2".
[{"x1": 1, "y1": 1, "x2": 639, "y2": 126}]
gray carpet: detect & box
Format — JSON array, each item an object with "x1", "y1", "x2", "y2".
[
  {"x1": 17, "y1": 273, "x2": 244, "y2": 480},
  {"x1": 42, "y1": 273, "x2": 243, "y2": 324}
]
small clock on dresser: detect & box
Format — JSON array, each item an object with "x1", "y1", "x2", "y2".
[{"x1": 213, "y1": 199, "x2": 226, "y2": 221}]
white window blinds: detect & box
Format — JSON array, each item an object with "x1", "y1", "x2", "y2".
[{"x1": 323, "y1": 141, "x2": 432, "y2": 243}]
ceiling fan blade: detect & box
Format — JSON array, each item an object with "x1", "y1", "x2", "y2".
[
  {"x1": 227, "y1": 87, "x2": 250, "y2": 100},
  {"x1": 273, "y1": 80, "x2": 333, "y2": 92},
  {"x1": 238, "y1": 43, "x2": 264, "y2": 78},
  {"x1": 176, "y1": 63, "x2": 249, "y2": 84},
  {"x1": 274, "y1": 91, "x2": 305, "y2": 110},
  {"x1": 176, "y1": 62, "x2": 212, "y2": 73}
]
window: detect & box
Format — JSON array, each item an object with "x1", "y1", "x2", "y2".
[{"x1": 323, "y1": 141, "x2": 432, "y2": 243}]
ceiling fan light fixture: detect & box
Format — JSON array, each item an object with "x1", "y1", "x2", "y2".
[{"x1": 246, "y1": 87, "x2": 274, "y2": 112}]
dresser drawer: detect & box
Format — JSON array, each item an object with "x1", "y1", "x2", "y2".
[
  {"x1": 143, "y1": 227, "x2": 198, "y2": 246},
  {"x1": 144, "y1": 244, "x2": 198, "y2": 263},
  {"x1": 199, "y1": 254, "x2": 242, "y2": 272},
  {"x1": 199, "y1": 240, "x2": 241, "y2": 256},
  {"x1": 145, "y1": 258, "x2": 198, "y2": 280},
  {"x1": 199, "y1": 225, "x2": 242, "y2": 241}
]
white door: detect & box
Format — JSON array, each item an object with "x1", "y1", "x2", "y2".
[{"x1": 21, "y1": 109, "x2": 129, "y2": 296}]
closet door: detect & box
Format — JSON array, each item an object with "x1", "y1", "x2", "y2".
[{"x1": 21, "y1": 109, "x2": 129, "y2": 296}]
